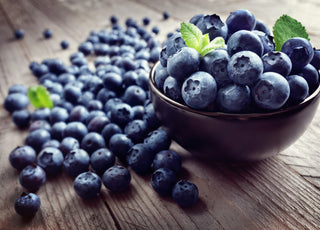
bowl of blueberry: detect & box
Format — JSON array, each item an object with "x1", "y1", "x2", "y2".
[{"x1": 149, "y1": 10, "x2": 320, "y2": 161}]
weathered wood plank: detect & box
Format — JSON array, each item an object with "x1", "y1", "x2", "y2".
[{"x1": 1, "y1": 0, "x2": 320, "y2": 229}]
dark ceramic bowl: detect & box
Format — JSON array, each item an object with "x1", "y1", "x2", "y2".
[{"x1": 149, "y1": 62, "x2": 320, "y2": 162}]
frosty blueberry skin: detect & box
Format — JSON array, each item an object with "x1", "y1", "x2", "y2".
[
  {"x1": 286, "y1": 75, "x2": 309, "y2": 104},
  {"x1": 9, "y1": 146, "x2": 36, "y2": 171},
  {"x1": 151, "y1": 168, "x2": 177, "y2": 196},
  {"x1": 19, "y1": 164, "x2": 46, "y2": 192},
  {"x1": 102, "y1": 165, "x2": 131, "y2": 192},
  {"x1": 226, "y1": 9, "x2": 256, "y2": 35},
  {"x1": 253, "y1": 72, "x2": 290, "y2": 110},
  {"x1": 181, "y1": 71, "x2": 217, "y2": 110},
  {"x1": 14, "y1": 192, "x2": 41, "y2": 217},
  {"x1": 73, "y1": 171, "x2": 101, "y2": 199},
  {"x1": 172, "y1": 180, "x2": 199, "y2": 207},
  {"x1": 262, "y1": 51, "x2": 292, "y2": 77},
  {"x1": 281, "y1": 37, "x2": 314, "y2": 71}
]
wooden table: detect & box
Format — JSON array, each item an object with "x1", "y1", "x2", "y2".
[{"x1": 1, "y1": 0, "x2": 320, "y2": 229}]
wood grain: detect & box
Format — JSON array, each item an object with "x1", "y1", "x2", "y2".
[{"x1": 0, "y1": 0, "x2": 320, "y2": 229}]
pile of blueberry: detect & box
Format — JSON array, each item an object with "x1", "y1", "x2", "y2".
[
  {"x1": 155, "y1": 9, "x2": 320, "y2": 113},
  {"x1": 6, "y1": 13, "x2": 199, "y2": 217}
]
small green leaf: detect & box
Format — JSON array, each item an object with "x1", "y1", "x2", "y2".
[
  {"x1": 201, "y1": 33, "x2": 210, "y2": 48},
  {"x1": 180, "y1": 22, "x2": 203, "y2": 52},
  {"x1": 199, "y1": 37, "x2": 225, "y2": 57},
  {"x1": 273, "y1": 14, "x2": 310, "y2": 51},
  {"x1": 27, "y1": 85, "x2": 53, "y2": 109}
]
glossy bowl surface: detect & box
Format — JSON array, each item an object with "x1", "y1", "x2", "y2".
[{"x1": 149, "y1": 62, "x2": 320, "y2": 162}]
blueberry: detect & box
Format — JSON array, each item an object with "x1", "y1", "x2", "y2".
[
  {"x1": 109, "y1": 102, "x2": 134, "y2": 127},
  {"x1": 30, "y1": 108, "x2": 51, "y2": 122},
  {"x1": 63, "y1": 149, "x2": 90, "y2": 177},
  {"x1": 163, "y1": 76, "x2": 183, "y2": 102},
  {"x1": 43, "y1": 29, "x2": 52, "y2": 39},
  {"x1": 226, "y1": 9, "x2": 256, "y2": 35},
  {"x1": 12, "y1": 109, "x2": 31, "y2": 128},
  {"x1": 8, "y1": 84, "x2": 28, "y2": 95},
  {"x1": 59, "y1": 137, "x2": 80, "y2": 156},
  {"x1": 85, "y1": 110, "x2": 107, "y2": 125},
  {"x1": 47, "y1": 58, "x2": 67, "y2": 75},
  {"x1": 102, "y1": 165, "x2": 131, "y2": 192},
  {"x1": 132, "y1": 105, "x2": 145, "y2": 120},
  {"x1": 25, "y1": 129, "x2": 51, "y2": 153},
  {"x1": 253, "y1": 30, "x2": 275, "y2": 55},
  {"x1": 281, "y1": 37, "x2": 314, "y2": 70},
  {"x1": 9, "y1": 145, "x2": 36, "y2": 171},
  {"x1": 109, "y1": 133, "x2": 133, "y2": 161},
  {"x1": 102, "y1": 72, "x2": 123, "y2": 93},
  {"x1": 161, "y1": 32, "x2": 187, "y2": 66},
  {"x1": 163, "y1": 11, "x2": 170, "y2": 20},
  {"x1": 295, "y1": 64, "x2": 320, "y2": 93},
  {"x1": 60, "y1": 40, "x2": 69, "y2": 49},
  {"x1": 121, "y1": 71, "x2": 138, "y2": 90},
  {"x1": 253, "y1": 72, "x2": 290, "y2": 110},
  {"x1": 189, "y1": 14, "x2": 205, "y2": 25},
  {"x1": 80, "y1": 132, "x2": 106, "y2": 155},
  {"x1": 63, "y1": 121, "x2": 88, "y2": 142},
  {"x1": 181, "y1": 71, "x2": 217, "y2": 110},
  {"x1": 217, "y1": 84, "x2": 251, "y2": 113},
  {"x1": 310, "y1": 49, "x2": 320, "y2": 71},
  {"x1": 42, "y1": 139, "x2": 60, "y2": 149},
  {"x1": 104, "y1": 98, "x2": 123, "y2": 114},
  {"x1": 227, "y1": 30, "x2": 263, "y2": 57},
  {"x1": 91, "y1": 148, "x2": 115, "y2": 175},
  {"x1": 151, "y1": 168, "x2": 177, "y2": 196},
  {"x1": 4, "y1": 93, "x2": 29, "y2": 113},
  {"x1": 124, "y1": 119, "x2": 148, "y2": 143},
  {"x1": 87, "y1": 116, "x2": 110, "y2": 133},
  {"x1": 14, "y1": 29, "x2": 25, "y2": 39},
  {"x1": 63, "y1": 84, "x2": 82, "y2": 104},
  {"x1": 200, "y1": 49, "x2": 231, "y2": 87},
  {"x1": 74, "y1": 171, "x2": 101, "y2": 199},
  {"x1": 29, "y1": 120, "x2": 51, "y2": 133},
  {"x1": 127, "y1": 143, "x2": 153, "y2": 174},
  {"x1": 49, "y1": 106, "x2": 69, "y2": 124},
  {"x1": 262, "y1": 51, "x2": 292, "y2": 77},
  {"x1": 143, "y1": 128, "x2": 171, "y2": 154},
  {"x1": 172, "y1": 180, "x2": 199, "y2": 207},
  {"x1": 122, "y1": 85, "x2": 147, "y2": 106},
  {"x1": 31, "y1": 63, "x2": 49, "y2": 78},
  {"x1": 254, "y1": 20, "x2": 270, "y2": 35},
  {"x1": 227, "y1": 51, "x2": 263, "y2": 86},
  {"x1": 19, "y1": 164, "x2": 46, "y2": 192},
  {"x1": 195, "y1": 14, "x2": 228, "y2": 40},
  {"x1": 69, "y1": 105, "x2": 89, "y2": 123},
  {"x1": 14, "y1": 192, "x2": 41, "y2": 217},
  {"x1": 152, "y1": 150, "x2": 181, "y2": 173},
  {"x1": 77, "y1": 91, "x2": 95, "y2": 107},
  {"x1": 167, "y1": 47, "x2": 201, "y2": 82},
  {"x1": 286, "y1": 75, "x2": 309, "y2": 104},
  {"x1": 51, "y1": 121, "x2": 67, "y2": 141},
  {"x1": 101, "y1": 123, "x2": 123, "y2": 144},
  {"x1": 152, "y1": 26, "x2": 160, "y2": 35},
  {"x1": 110, "y1": 15, "x2": 118, "y2": 25},
  {"x1": 78, "y1": 41, "x2": 93, "y2": 56},
  {"x1": 143, "y1": 103, "x2": 161, "y2": 130},
  {"x1": 37, "y1": 147, "x2": 64, "y2": 176}
]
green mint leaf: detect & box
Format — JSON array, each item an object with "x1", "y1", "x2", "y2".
[
  {"x1": 199, "y1": 37, "x2": 225, "y2": 57},
  {"x1": 273, "y1": 14, "x2": 310, "y2": 51},
  {"x1": 27, "y1": 85, "x2": 53, "y2": 109},
  {"x1": 201, "y1": 33, "x2": 210, "y2": 48},
  {"x1": 180, "y1": 22, "x2": 203, "y2": 52}
]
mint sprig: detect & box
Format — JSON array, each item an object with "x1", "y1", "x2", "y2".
[
  {"x1": 180, "y1": 22, "x2": 225, "y2": 57},
  {"x1": 273, "y1": 14, "x2": 310, "y2": 51},
  {"x1": 27, "y1": 85, "x2": 53, "y2": 109}
]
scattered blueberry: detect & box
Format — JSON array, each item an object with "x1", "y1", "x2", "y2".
[
  {"x1": 19, "y1": 164, "x2": 46, "y2": 192},
  {"x1": 152, "y1": 150, "x2": 182, "y2": 173},
  {"x1": 151, "y1": 168, "x2": 177, "y2": 196},
  {"x1": 102, "y1": 165, "x2": 131, "y2": 192},
  {"x1": 9, "y1": 145, "x2": 36, "y2": 171},
  {"x1": 43, "y1": 29, "x2": 53, "y2": 39},
  {"x1": 14, "y1": 29, "x2": 25, "y2": 39},
  {"x1": 91, "y1": 148, "x2": 115, "y2": 175},
  {"x1": 172, "y1": 180, "x2": 199, "y2": 207},
  {"x1": 14, "y1": 192, "x2": 41, "y2": 217},
  {"x1": 60, "y1": 40, "x2": 69, "y2": 49},
  {"x1": 74, "y1": 171, "x2": 101, "y2": 199},
  {"x1": 63, "y1": 149, "x2": 90, "y2": 177},
  {"x1": 37, "y1": 147, "x2": 64, "y2": 176}
]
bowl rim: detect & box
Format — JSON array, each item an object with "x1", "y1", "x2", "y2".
[{"x1": 149, "y1": 62, "x2": 320, "y2": 119}]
